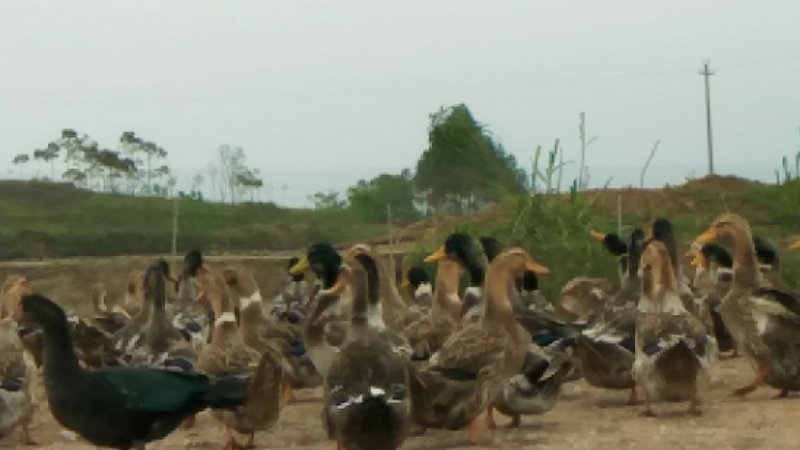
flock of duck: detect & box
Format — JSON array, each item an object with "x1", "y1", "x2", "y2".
[{"x1": 0, "y1": 212, "x2": 799, "y2": 449}]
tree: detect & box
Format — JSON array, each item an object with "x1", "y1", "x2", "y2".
[
  {"x1": 32, "y1": 142, "x2": 60, "y2": 180},
  {"x1": 120, "y1": 131, "x2": 169, "y2": 195},
  {"x1": 12, "y1": 154, "x2": 29, "y2": 176},
  {"x1": 309, "y1": 190, "x2": 346, "y2": 210},
  {"x1": 415, "y1": 104, "x2": 527, "y2": 214},
  {"x1": 215, "y1": 145, "x2": 262, "y2": 204},
  {"x1": 347, "y1": 170, "x2": 419, "y2": 223}
]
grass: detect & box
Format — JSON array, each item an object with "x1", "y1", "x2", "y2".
[
  {"x1": 403, "y1": 176, "x2": 800, "y2": 300},
  {"x1": 0, "y1": 180, "x2": 387, "y2": 259}
]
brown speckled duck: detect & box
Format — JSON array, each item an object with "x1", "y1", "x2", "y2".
[
  {"x1": 634, "y1": 240, "x2": 711, "y2": 416},
  {"x1": 197, "y1": 267, "x2": 284, "y2": 450},
  {"x1": 692, "y1": 213, "x2": 800, "y2": 398},
  {"x1": 408, "y1": 246, "x2": 548, "y2": 443},
  {"x1": 322, "y1": 251, "x2": 412, "y2": 450}
]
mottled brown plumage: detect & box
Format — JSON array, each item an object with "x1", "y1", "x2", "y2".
[
  {"x1": 694, "y1": 214, "x2": 800, "y2": 397},
  {"x1": 634, "y1": 240, "x2": 711, "y2": 416}
]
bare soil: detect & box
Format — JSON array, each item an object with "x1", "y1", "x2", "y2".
[{"x1": 4, "y1": 356, "x2": 798, "y2": 450}]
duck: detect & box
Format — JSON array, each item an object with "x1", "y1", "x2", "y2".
[
  {"x1": 197, "y1": 268, "x2": 284, "y2": 450},
  {"x1": 1, "y1": 276, "x2": 42, "y2": 368},
  {"x1": 0, "y1": 298, "x2": 36, "y2": 445},
  {"x1": 426, "y1": 233, "x2": 487, "y2": 324},
  {"x1": 650, "y1": 218, "x2": 708, "y2": 326},
  {"x1": 492, "y1": 344, "x2": 574, "y2": 427},
  {"x1": 323, "y1": 251, "x2": 412, "y2": 450},
  {"x1": 516, "y1": 271, "x2": 551, "y2": 313},
  {"x1": 174, "y1": 250, "x2": 216, "y2": 349},
  {"x1": 89, "y1": 283, "x2": 132, "y2": 336},
  {"x1": 480, "y1": 236, "x2": 530, "y2": 315},
  {"x1": 408, "y1": 247, "x2": 548, "y2": 443},
  {"x1": 692, "y1": 213, "x2": 800, "y2": 398},
  {"x1": 223, "y1": 266, "x2": 320, "y2": 401},
  {"x1": 555, "y1": 230, "x2": 626, "y2": 323},
  {"x1": 344, "y1": 244, "x2": 412, "y2": 332},
  {"x1": 15, "y1": 293, "x2": 250, "y2": 450},
  {"x1": 270, "y1": 257, "x2": 311, "y2": 316},
  {"x1": 403, "y1": 257, "x2": 464, "y2": 360},
  {"x1": 125, "y1": 263, "x2": 196, "y2": 371},
  {"x1": 691, "y1": 243, "x2": 737, "y2": 354},
  {"x1": 634, "y1": 239, "x2": 711, "y2": 416},
  {"x1": 753, "y1": 237, "x2": 800, "y2": 295},
  {"x1": 568, "y1": 228, "x2": 645, "y2": 404},
  {"x1": 292, "y1": 243, "x2": 350, "y2": 377},
  {"x1": 401, "y1": 267, "x2": 433, "y2": 311}
]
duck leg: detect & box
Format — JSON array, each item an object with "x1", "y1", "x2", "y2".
[
  {"x1": 639, "y1": 388, "x2": 656, "y2": 417},
  {"x1": 281, "y1": 380, "x2": 294, "y2": 403},
  {"x1": 688, "y1": 397, "x2": 702, "y2": 416},
  {"x1": 233, "y1": 432, "x2": 256, "y2": 450},
  {"x1": 733, "y1": 367, "x2": 767, "y2": 397},
  {"x1": 21, "y1": 423, "x2": 36, "y2": 446},
  {"x1": 508, "y1": 414, "x2": 521, "y2": 428},
  {"x1": 466, "y1": 416, "x2": 485, "y2": 444},
  {"x1": 485, "y1": 405, "x2": 498, "y2": 429},
  {"x1": 626, "y1": 385, "x2": 639, "y2": 405}
]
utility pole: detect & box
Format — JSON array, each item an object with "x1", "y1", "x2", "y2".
[{"x1": 700, "y1": 60, "x2": 715, "y2": 175}]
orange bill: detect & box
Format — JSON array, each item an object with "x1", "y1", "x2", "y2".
[{"x1": 525, "y1": 259, "x2": 550, "y2": 275}]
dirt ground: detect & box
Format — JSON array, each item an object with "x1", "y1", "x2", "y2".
[{"x1": 3, "y1": 356, "x2": 798, "y2": 450}]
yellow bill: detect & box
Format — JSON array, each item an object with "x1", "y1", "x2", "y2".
[
  {"x1": 589, "y1": 230, "x2": 606, "y2": 242},
  {"x1": 289, "y1": 256, "x2": 310, "y2": 275},
  {"x1": 400, "y1": 279, "x2": 410, "y2": 289},
  {"x1": 424, "y1": 245, "x2": 447, "y2": 263},
  {"x1": 789, "y1": 237, "x2": 800, "y2": 251}
]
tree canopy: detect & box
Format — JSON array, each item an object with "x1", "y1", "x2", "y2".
[
  {"x1": 347, "y1": 169, "x2": 419, "y2": 223},
  {"x1": 415, "y1": 104, "x2": 527, "y2": 213}
]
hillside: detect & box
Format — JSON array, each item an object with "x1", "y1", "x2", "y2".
[
  {"x1": 398, "y1": 176, "x2": 800, "y2": 300},
  {"x1": 0, "y1": 180, "x2": 387, "y2": 259}
]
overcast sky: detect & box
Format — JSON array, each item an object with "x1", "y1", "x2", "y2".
[{"x1": 2, "y1": 1, "x2": 799, "y2": 207}]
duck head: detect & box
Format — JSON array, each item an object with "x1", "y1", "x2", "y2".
[
  {"x1": 639, "y1": 240, "x2": 681, "y2": 309},
  {"x1": 692, "y1": 214, "x2": 753, "y2": 250},
  {"x1": 403, "y1": 266, "x2": 430, "y2": 290},
  {"x1": 291, "y1": 243, "x2": 343, "y2": 290},
  {"x1": 650, "y1": 218, "x2": 680, "y2": 272},
  {"x1": 479, "y1": 236, "x2": 503, "y2": 263},
  {"x1": 2, "y1": 275, "x2": 30, "y2": 320},
  {"x1": 484, "y1": 247, "x2": 548, "y2": 326},
  {"x1": 425, "y1": 233, "x2": 485, "y2": 286},
  {"x1": 17, "y1": 294, "x2": 67, "y2": 330},
  {"x1": 590, "y1": 230, "x2": 629, "y2": 280}
]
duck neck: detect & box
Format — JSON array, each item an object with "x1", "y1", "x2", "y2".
[
  {"x1": 41, "y1": 320, "x2": 82, "y2": 379},
  {"x1": 482, "y1": 266, "x2": 515, "y2": 332},
  {"x1": 211, "y1": 294, "x2": 240, "y2": 344},
  {"x1": 729, "y1": 231, "x2": 759, "y2": 288},
  {"x1": 237, "y1": 290, "x2": 264, "y2": 332},
  {"x1": 433, "y1": 262, "x2": 463, "y2": 321}
]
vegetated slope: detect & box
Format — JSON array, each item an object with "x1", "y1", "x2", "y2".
[
  {"x1": 0, "y1": 180, "x2": 385, "y2": 259},
  {"x1": 399, "y1": 176, "x2": 800, "y2": 300}
]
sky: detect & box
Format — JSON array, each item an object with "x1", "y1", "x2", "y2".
[{"x1": 2, "y1": 1, "x2": 800, "y2": 207}]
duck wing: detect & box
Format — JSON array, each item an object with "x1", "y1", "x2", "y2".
[
  {"x1": 751, "y1": 288, "x2": 800, "y2": 321},
  {"x1": 100, "y1": 367, "x2": 249, "y2": 412}
]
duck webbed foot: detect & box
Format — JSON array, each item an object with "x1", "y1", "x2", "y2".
[
  {"x1": 688, "y1": 398, "x2": 702, "y2": 416},
  {"x1": 733, "y1": 368, "x2": 767, "y2": 397},
  {"x1": 774, "y1": 389, "x2": 790, "y2": 399}
]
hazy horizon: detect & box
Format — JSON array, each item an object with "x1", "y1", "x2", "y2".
[{"x1": 3, "y1": 1, "x2": 799, "y2": 207}]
